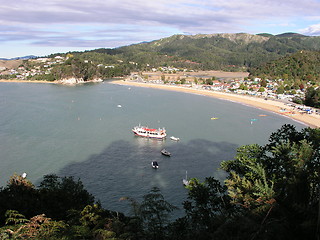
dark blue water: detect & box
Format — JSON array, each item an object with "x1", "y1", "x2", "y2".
[{"x1": 0, "y1": 81, "x2": 306, "y2": 216}]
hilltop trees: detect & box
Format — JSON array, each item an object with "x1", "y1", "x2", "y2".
[
  {"x1": 249, "y1": 50, "x2": 320, "y2": 85},
  {"x1": 51, "y1": 56, "x2": 130, "y2": 81},
  {"x1": 48, "y1": 33, "x2": 320, "y2": 73},
  {"x1": 4, "y1": 33, "x2": 320, "y2": 87}
]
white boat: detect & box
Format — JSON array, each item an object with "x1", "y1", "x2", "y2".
[
  {"x1": 151, "y1": 161, "x2": 159, "y2": 169},
  {"x1": 170, "y1": 136, "x2": 180, "y2": 141},
  {"x1": 132, "y1": 124, "x2": 166, "y2": 139},
  {"x1": 183, "y1": 171, "x2": 190, "y2": 186}
]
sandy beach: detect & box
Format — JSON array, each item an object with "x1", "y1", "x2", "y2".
[
  {"x1": 2, "y1": 78, "x2": 319, "y2": 128},
  {"x1": 110, "y1": 80, "x2": 320, "y2": 128}
]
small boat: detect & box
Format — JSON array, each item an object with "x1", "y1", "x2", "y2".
[
  {"x1": 132, "y1": 124, "x2": 166, "y2": 139},
  {"x1": 211, "y1": 117, "x2": 219, "y2": 120},
  {"x1": 117, "y1": 104, "x2": 122, "y2": 108},
  {"x1": 183, "y1": 171, "x2": 190, "y2": 186},
  {"x1": 161, "y1": 149, "x2": 171, "y2": 156},
  {"x1": 170, "y1": 136, "x2": 180, "y2": 141},
  {"x1": 151, "y1": 161, "x2": 159, "y2": 169},
  {"x1": 250, "y1": 118, "x2": 258, "y2": 124}
]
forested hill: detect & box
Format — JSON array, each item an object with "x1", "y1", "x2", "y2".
[
  {"x1": 249, "y1": 50, "x2": 320, "y2": 82},
  {"x1": 84, "y1": 32, "x2": 320, "y2": 71},
  {"x1": 3, "y1": 32, "x2": 320, "y2": 82}
]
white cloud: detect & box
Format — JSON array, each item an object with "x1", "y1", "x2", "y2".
[
  {"x1": 2, "y1": 0, "x2": 319, "y2": 27},
  {"x1": 1, "y1": 0, "x2": 320, "y2": 57},
  {"x1": 300, "y1": 23, "x2": 320, "y2": 35}
]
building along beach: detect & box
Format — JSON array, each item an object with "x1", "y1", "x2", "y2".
[{"x1": 110, "y1": 79, "x2": 320, "y2": 128}]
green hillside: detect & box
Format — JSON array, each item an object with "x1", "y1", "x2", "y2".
[
  {"x1": 84, "y1": 32, "x2": 320, "y2": 71},
  {"x1": 249, "y1": 50, "x2": 320, "y2": 84},
  {"x1": 41, "y1": 32, "x2": 320, "y2": 81}
]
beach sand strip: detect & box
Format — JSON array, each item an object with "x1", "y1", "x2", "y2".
[{"x1": 110, "y1": 80, "x2": 320, "y2": 128}]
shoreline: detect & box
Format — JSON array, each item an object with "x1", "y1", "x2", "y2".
[
  {"x1": 2, "y1": 78, "x2": 319, "y2": 128},
  {"x1": 0, "y1": 79, "x2": 53, "y2": 83},
  {"x1": 110, "y1": 80, "x2": 320, "y2": 128},
  {"x1": 0, "y1": 79, "x2": 102, "y2": 84}
]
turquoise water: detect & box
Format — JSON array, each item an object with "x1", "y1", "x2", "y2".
[{"x1": 0, "y1": 81, "x2": 306, "y2": 215}]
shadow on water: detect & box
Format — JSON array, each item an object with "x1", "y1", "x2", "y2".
[{"x1": 56, "y1": 138, "x2": 238, "y2": 217}]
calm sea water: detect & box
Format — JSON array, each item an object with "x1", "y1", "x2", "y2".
[{"x1": 0, "y1": 81, "x2": 306, "y2": 216}]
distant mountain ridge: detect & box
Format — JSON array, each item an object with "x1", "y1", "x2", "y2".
[
  {"x1": 85, "y1": 32, "x2": 320, "y2": 71},
  {"x1": 257, "y1": 32, "x2": 307, "y2": 38},
  {"x1": 0, "y1": 55, "x2": 37, "y2": 61},
  {"x1": 174, "y1": 33, "x2": 269, "y2": 43},
  {"x1": 3, "y1": 32, "x2": 320, "y2": 75},
  {"x1": 275, "y1": 32, "x2": 307, "y2": 38}
]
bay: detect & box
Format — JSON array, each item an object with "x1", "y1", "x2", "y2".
[{"x1": 0, "y1": 81, "x2": 306, "y2": 216}]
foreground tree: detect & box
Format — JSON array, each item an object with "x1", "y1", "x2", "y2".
[
  {"x1": 0, "y1": 174, "x2": 39, "y2": 224},
  {"x1": 124, "y1": 187, "x2": 177, "y2": 240},
  {"x1": 221, "y1": 124, "x2": 320, "y2": 240},
  {"x1": 0, "y1": 210, "x2": 67, "y2": 240},
  {"x1": 38, "y1": 174, "x2": 95, "y2": 220},
  {"x1": 0, "y1": 124, "x2": 319, "y2": 239},
  {"x1": 182, "y1": 177, "x2": 235, "y2": 240},
  {"x1": 140, "y1": 187, "x2": 177, "y2": 240}
]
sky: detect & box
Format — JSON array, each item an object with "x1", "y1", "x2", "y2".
[{"x1": 1, "y1": 0, "x2": 320, "y2": 59}]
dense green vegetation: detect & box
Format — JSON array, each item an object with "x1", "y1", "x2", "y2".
[
  {"x1": 3, "y1": 32, "x2": 320, "y2": 85},
  {"x1": 305, "y1": 86, "x2": 320, "y2": 108},
  {"x1": 249, "y1": 50, "x2": 320, "y2": 84},
  {"x1": 50, "y1": 33, "x2": 320, "y2": 72},
  {"x1": 50, "y1": 56, "x2": 131, "y2": 81},
  {"x1": 23, "y1": 55, "x2": 132, "y2": 81},
  {"x1": 248, "y1": 50, "x2": 320, "y2": 107},
  {"x1": 1, "y1": 124, "x2": 319, "y2": 239}
]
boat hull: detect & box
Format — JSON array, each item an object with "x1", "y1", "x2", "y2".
[
  {"x1": 132, "y1": 125, "x2": 166, "y2": 139},
  {"x1": 151, "y1": 161, "x2": 159, "y2": 169},
  {"x1": 161, "y1": 149, "x2": 171, "y2": 156},
  {"x1": 170, "y1": 136, "x2": 180, "y2": 141},
  {"x1": 133, "y1": 131, "x2": 166, "y2": 139}
]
